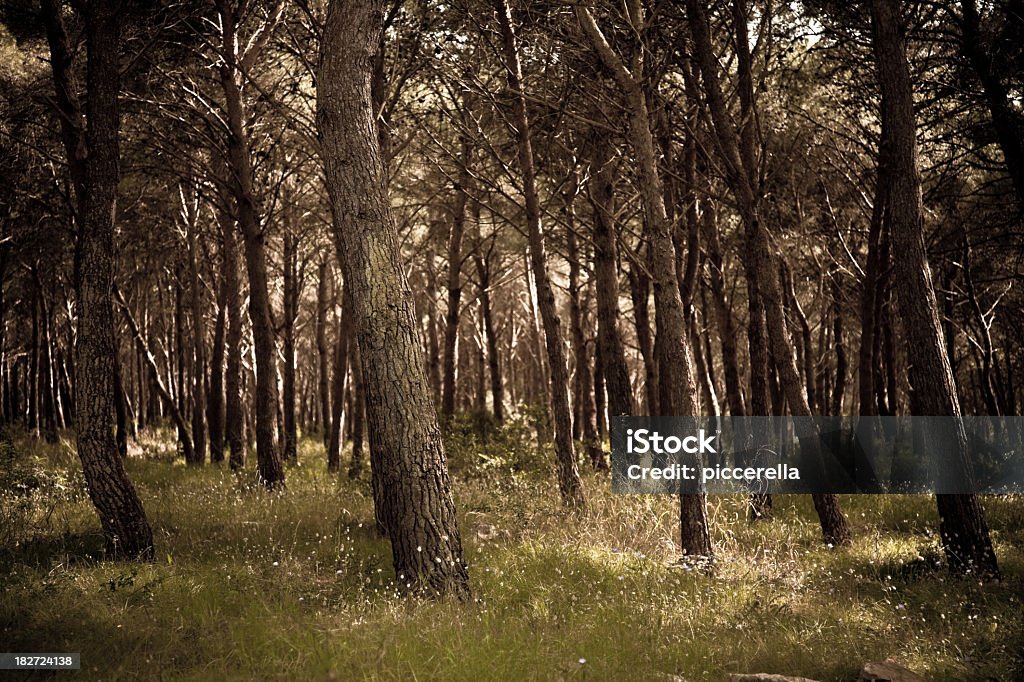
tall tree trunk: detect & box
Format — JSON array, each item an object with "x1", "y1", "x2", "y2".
[
  {"x1": 687, "y1": 0, "x2": 849, "y2": 543},
  {"x1": 316, "y1": 259, "x2": 332, "y2": 450},
  {"x1": 579, "y1": 4, "x2": 711, "y2": 556},
  {"x1": 188, "y1": 219, "x2": 207, "y2": 464},
  {"x1": 587, "y1": 130, "x2": 633, "y2": 420},
  {"x1": 282, "y1": 228, "x2": 298, "y2": 462},
  {"x1": 498, "y1": 0, "x2": 585, "y2": 507},
  {"x1": 318, "y1": 0, "x2": 469, "y2": 595},
  {"x1": 441, "y1": 116, "x2": 473, "y2": 420},
  {"x1": 566, "y1": 198, "x2": 604, "y2": 470},
  {"x1": 871, "y1": 0, "x2": 999, "y2": 577},
  {"x1": 327, "y1": 289, "x2": 350, "y2": 474},
  {"x1": 208, "y1": 284, "x2": 226, "y2": 463},
  {"x1": 217, "y1": 0, "x2": 284, "y2": 488},
  {"x1": 219, "y1": 185, "x2": 245, "y2": 471},
  {"x1": 474, "y1": 241, "x2": 504, "y2": 423},
  {"x1": 70, "y1": 0, "x2": 154, "y2": 560}
]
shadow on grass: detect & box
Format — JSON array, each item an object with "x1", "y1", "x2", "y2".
[{"x1": 1, "y1": 531, "x2": 106, "y2": 573}]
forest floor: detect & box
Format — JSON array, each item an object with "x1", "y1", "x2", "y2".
[{"x1": 1, "y1": 420, "x2": 1023, "y2": 681}]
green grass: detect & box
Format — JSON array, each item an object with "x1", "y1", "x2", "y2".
[{"x1": 1, "y1": 429, "x2": 1022, "y2": 681}]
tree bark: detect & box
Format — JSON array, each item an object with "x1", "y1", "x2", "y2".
[
  {"x1": 687, "y1": 0, "x2": 849, "y2": 543},
  {"x1": 498, "y1": 0, "x2": 585, "y2": 507},
  {"x1": 474, "y1": 239, "x2": 504, "y2": 423},
  {"x1": 217, "y1": 0, "x2": 284, "y2": 488},
  {"x1": 579, "y1": 3, "x2": 710, "y2": 556},
  {"x1": 70, "y1": 0, "x2": 154, "y2": 560},
  {"x1": 318, "y1": 0, "x2": 469, "y2": 596},
  {"x1": 587, "y1": 130, "x2": 633, "y2": 421},
  {"x1": 871, "y1": 0, "x2": 999, "y2": 577},
  {"x1": 282, "y1": 227, "x2": 299, "y2": 462}
]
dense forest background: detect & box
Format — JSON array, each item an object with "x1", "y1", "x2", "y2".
[{"x1": 0, "y1": 0, "x2": 1022, "y2": 679}]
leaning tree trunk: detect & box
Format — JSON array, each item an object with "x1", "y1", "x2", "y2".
[
  {"x1": 71, "y1": 0, "x2": 154, "y2": 560},
  {"x1": 578, "y1": 4, "x2": 711, "y2": 557},
  {"x1": 687, "y1": 0, "x2": 849, "y2": 544},
  {"x1": 497, "y1": 0, "x2": 585, "y2": 507},
  {"x1": 318, "y1": 0, "x2": 469, "y2": 596},
  {"x1": 871, "y1": 0, "x2": 999, "y2": 578}
]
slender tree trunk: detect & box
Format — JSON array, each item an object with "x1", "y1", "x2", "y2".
[
  {"x1": 566, "y1": 201, "x2": 604, "y2": 470},
  {"x1": 328, "y1": 285, "x2": 350, "y2": 475},
  {"x1": 217, "y1": 1, "x2": 284, "y2": 488},
  {"x1": 441, "y1": 116, "x2": 473, "y2": 420},
  {"x1": 587, "y1": 131, "x2": 633, "y2": 420},
  {"x1": 188, "y1": 220, "x2": 207, "y2": 464},
  {"x1": 871, "y1": 0, "x2": 999, "y2": 577},
  {"x1": 282, "y1": 228, "x2": 298, "y2": 462},
  {"x1": 579, "y1": 4, "x2": 710, "y2": 556},
  {"x1": 687, "y1": 0, "x2": 849, "y2": 543},
  {"x1": 474, "y1": 242, "x2": 504, "y2": 423},
  {"x1": 219, "y1": 185, "x2": 245, "y2": 471},
  {"x1": 208, "y1": 296, "x2": 226, "y2": 463},
  {"x1": 498, "y1": 0, "x2": 585, "y2": 507},
  {"x1": 316, "y1": 259, "x2": 332, "y2": 450},
  {"x1": 115, "y1": 290, "x2": 195, "y2": 459},
  {"x1": 318, "y1": 0, "x2": 469, "y2": 595}
]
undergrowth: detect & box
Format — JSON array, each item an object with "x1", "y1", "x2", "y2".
[{"x1": 0, "y1": 424, "x2": 1022, "y2": 681}]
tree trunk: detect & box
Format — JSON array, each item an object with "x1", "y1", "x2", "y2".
[
  {"x1": 188, "y1": 219, "x2": 207, "y2": 464},
  {"x1": 316, "y1": 259, "x2": 332, "y2": 450},
  {"x1": 687, "y1": 0, "x2": 849, "y2": 543},
  {"x1": 566, "y1": 198, "x2": 604, "y2": 470},
  {"x1": 871, "y1": 0, "x2": 999, "y2": 578},
  {"x1": 579, "y1": 4, "x2": 710, "y2": 556},
  {"x1": 441, "y1": 117, "x2": 473, "y2": 420},
  {"x1": 282, "y1": 228, "x2": 298, "y2": 462},
  {"x1": 587, "y1": 131, "x2": 633, "y2": 420},
  {"x1": 498, "y1": 0, "x2": 585, "y2": 507},
  {"x1": 217, "y1": 0, "x2": 284, "y2": 488},
  {"x1": 318, "y1": 0, "x2": 469, "y2": 596},
  {"x1": 219, "y1": 183, "x2": 245, "y2": 471},
  {"x1": 70, "y1": 0, "x2": 154, "y2": 560},
  {"x1": 474, "y1": 241, "x2": 504, "y2": 423},
  {"x1": 208, "y1": 294, "x2": 226, "y2": 463}
]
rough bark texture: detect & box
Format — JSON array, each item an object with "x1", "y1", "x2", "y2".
[
  {"x1": 71, "y1": 0, "x2": 154, "y2": 560},
  {"x1": 318, "y1": 0, "x2": 469, "y2": 596},
  {"x1": 871, "y1": 0, "x2": 999, "y2": 578},
  {"x1": 498, "y1": 0, "x2": 585, "y2": 507}
]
